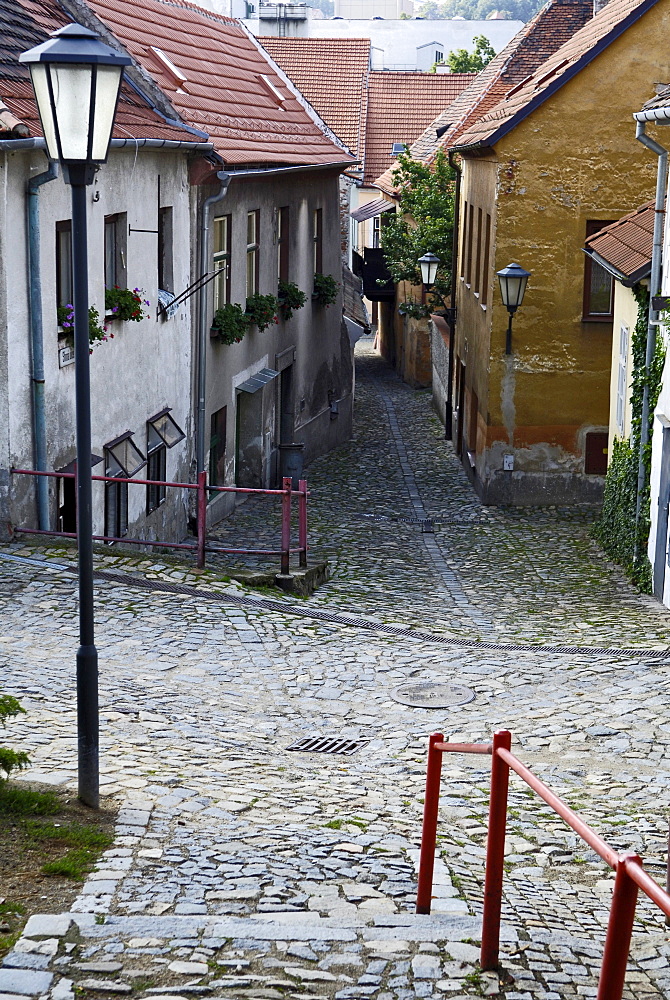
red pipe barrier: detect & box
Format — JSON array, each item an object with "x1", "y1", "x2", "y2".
[
  {"x1": 197, "y1": 470, "x2": 207, "y2": 570},
  {"x1": 11, "y1": 467, "x2": 309, "y2": 573},
  {"x1": 298, "y1": 478, "x2": 308, "y2": 568},
  {"x1": 416, "y1": 732, "x2": 444, "y2": 914},
  {"x1": 415, "y1": 731, "x2": 670, "y2": 999},
  {"x1": 481, "y1": 730, "x2": 511, "y2": 971},
  {"x1": 597, "y1": 853, "x2": 640, "y2": 1000},
  {"x1": 281, "y1": 477, "x2": 292, "y2": 576}
]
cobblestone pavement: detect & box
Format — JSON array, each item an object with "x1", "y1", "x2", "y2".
[{"x1": 4, "y1": 338, "x2": 670, "y2": 1000}]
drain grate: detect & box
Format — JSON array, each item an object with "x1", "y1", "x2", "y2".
[{"x1": 286, "y1": 736, "x2": 368, "y2": 755}]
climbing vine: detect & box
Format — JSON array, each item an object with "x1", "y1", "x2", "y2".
[{"x1": 592, "y1": 285, "x2": 665, "y2": 590}]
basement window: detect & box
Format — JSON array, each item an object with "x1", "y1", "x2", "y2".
[{"x1": 105, "y1": 431, "x2": 146, "y2": 478}]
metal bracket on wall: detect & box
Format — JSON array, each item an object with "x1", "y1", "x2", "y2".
[{"x1": 157, "y1": 271, "x2": 217, "y2": 317}]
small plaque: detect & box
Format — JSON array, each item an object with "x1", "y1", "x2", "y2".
[
  {"x1": 390, "y1": 681, "x2": 475, "y2": 708},
  {"x1": 59, "y1": 346, "x2": 75, "y2": 368}
]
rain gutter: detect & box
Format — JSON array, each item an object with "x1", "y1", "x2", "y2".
[
  {"x1": 27, "y1": 159, "x2": 59, "y2": 529},
  {"x1": 633, "y1": 118, "x2": 668, "y2": 560},
  {"x1": 0, "y1": 137, "x2": 214, "y2": 152}
]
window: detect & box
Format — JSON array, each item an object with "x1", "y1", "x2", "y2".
[
  {"x1": 56, "y1": 220, "x2": 72, "y2": 310},
  {"x1": 146, "y1": 408, "x2": 185, "y2": 513},
  {"x1": 209, "y1": 406, "x2": 227, "y2": 491},
  {"x1": 373, "y1": 213, "x2": 381, "y2": 249},
  {"x1": 481, "y1": 214, "x2": 491, "y2": 306},
  {"x1": 435, "y1": 50, "x2": 443, "y2": 63},
  {"x1": 474, "y1": 207, "x2": 483, "y2": 294},
  {"x1": 104, "y1": 214, "x2": 127, "y2": 290},
  {"x1": 104, "y1": 449, "x2": 129, "y2": 540},
  {"x1": 158, "y1": 206, "x2": 174, "y2": 294},
  {"x1": 277, "y1": 207, "x2": 289, "y2": 283},
  {"x1": 460, "y1": 201, "x2": 468, "y2": 279},
  {"x1": 213, "y1": 214, "x2": 231, "y2": 309},
  {"x1": 616, "y1": 323, "x2": 629, "y2": 438},
  {"x1": 313, "y1": 208, "x2": 323, "y2": 274},
  {"x1": 465, "y1": 203, "x2": 474, "y2": 285},
  {"x1": 246, "y1": 210, "x2": 260, "y2": 297},
  {"x1": 583, "y1": 221, "x2": 615, "y2": 320}
]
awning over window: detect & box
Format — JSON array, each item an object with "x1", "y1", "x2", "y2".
[
  {"x1": 350, "y1": 198, "x2": 395, "y2": 223},
  {"x1": 237, "y1": 368, "x2": 279, "y2": 394}
]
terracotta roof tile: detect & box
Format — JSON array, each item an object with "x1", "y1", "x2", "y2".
[
  {"x1": 259, "y1": 37, "x2": 370, "y2": 159},
  {"x1": 584, "y1": 200, "x2": 655, "y2": 283},
  {"x1": 0, "y1": 0, "x2": 191, "y2": 143},
  {"x1": 87, "y1": 0, "x2": 352, "y2": 167},
  {"x1": 364, "y1": 71, "x2": 474, "y2": 184},
  {"x1": 454, "y1": 0, "x2": 659, "y2": 149},
  {"x1": 374, "y1": 0, "x2": 593, "y2": 193}
]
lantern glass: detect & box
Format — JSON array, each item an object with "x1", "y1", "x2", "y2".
[
  {"x1": 496, "y1": 262, "x2": 530, "y2": 312},
  {"x1": 418, "y1": 252, "x2": 440, "y2": 287}
]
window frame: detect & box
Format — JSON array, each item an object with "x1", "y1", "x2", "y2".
[
  {"x1": 616, "y1": 323, "x2": 629, "y2": 438},
  {"x1": 583, "y1": 221, "x2": 615, "y2": 322},
  {"x1": 158, "y1": 205, "x2": 174, "y2": 294},
  {"x1": 56, "y1": 220, "x2": 72, "y2": 311},
  {"x1": 209, "y1": 405, "x2": 227, "y2": 494},
  {"x1": 104, "y1": 448, "x2": 129, "y2": 541},
  {"x1": 246, "y1": 209, "x2": 260, "y2": 297},
  {"x1": 104, "y1": 213, "x2": 127, "y2": 292},
  {"x1": 213, "y1": 214, "x2": 231, "y2": 309},
  {"x1": 277, "y1": 206, "x2": 290, "y2": 284},
  {"x1": 313, "y1": 207, "x2": 323, "y2": 274},
  {"x1": 481, "y1": 213, "x2": 491, "y2": 307}
]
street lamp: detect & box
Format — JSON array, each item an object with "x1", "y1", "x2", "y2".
[
  {"x1": 21, "y1": 24, "x2": 130, "y2": 809},
  {"x1": 496, "y1": 262, "x2": 531, "y2": 355},
  {"x1": 418, "y1": 252, "x2": 440, "y2": 290}
]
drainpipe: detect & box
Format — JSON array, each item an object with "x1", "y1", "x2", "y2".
[
  {"x1": 446, "y1": 150, "x2": 461, "y2": 441},
  {"x1": 196, "y1": 171, "x2": 231, "y2": 476},
  {"x1": 634, "y1": 121, "x2": 668, "y2": 561},
  {"x1": 27, "y1": 160, "x2": 59, "y2": 530}
]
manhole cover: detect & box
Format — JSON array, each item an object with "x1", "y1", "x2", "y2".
[{"x1": 390, "y1": 681, "x2": 475, "y2": 708}]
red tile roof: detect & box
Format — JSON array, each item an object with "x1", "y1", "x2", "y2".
[
  {"x1": 364, "y1": 71, "x2": 474, "y2": 184},
  {"x1": 259, "y1": 37, "x2": 371, "y2": 159},
  {"x1": 454, "y1": 0, "x2": 660, "y2": 150},
  {"x1": 374, "y1": 0, "x2": 593, "y2": 194},
  {"x1": 584, "y1": 200, "x2": 655, "y2": 284},
  {"x1": 0, "y1": 0, "x2": 194, "y2": 144},
  {"x1": 87, "y1": 0, "x2": 353, "y2": 168}
]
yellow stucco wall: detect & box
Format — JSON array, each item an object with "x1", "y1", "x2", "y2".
[{"x1": 454, "y1": 3, "x2": 669, "y2": 501}]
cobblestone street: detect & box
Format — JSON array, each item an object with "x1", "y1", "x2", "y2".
[{"x1": 4, "y1": 338, "x2": 670, "y2": 1000}]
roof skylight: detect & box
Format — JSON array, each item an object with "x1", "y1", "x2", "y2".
[{"x1": 150, "y1": 46, "x2": 187, "y2": 84}]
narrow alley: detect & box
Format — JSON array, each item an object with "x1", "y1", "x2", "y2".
[{"x1": 3, "y1": 339, "x2": 670, "y2": 999}]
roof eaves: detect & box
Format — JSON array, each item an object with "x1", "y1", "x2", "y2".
[
  {"x1": 583, "y1": 246, "x2": 650, "y2": 286},
  {"x1": 634, "y1": 104, "x2": 670, "y2": 122},
  {"x1": 452, "y1": 0, "x2": 662, "y2": 153}
]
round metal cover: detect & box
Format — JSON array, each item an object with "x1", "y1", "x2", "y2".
[{"x1": 390, "y1": 681, "x2": 475, "y2": 708}]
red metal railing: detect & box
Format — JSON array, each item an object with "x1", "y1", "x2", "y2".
[
  {"x1": 416, "y1": 729, "x2": 670, "y2": 999},
  {"x1": 10, "y1": 468, "x2": 308, "y2": 573}
]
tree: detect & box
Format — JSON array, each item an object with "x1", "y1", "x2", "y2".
[
  {"x1": 416, "y1": 0, "x2": 542, "y2": 21},
  {"x1": 0, "y1": 692, "x2": 30, "y2": 780},
  {"x1": 446, "y1": 34, "x2": 496, "y2": 72},
  {"x1": 380, "y1": 147, "x2": 455, "y2": 309}
]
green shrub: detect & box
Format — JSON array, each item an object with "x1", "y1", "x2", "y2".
[
  {"x1": 0, "y1": 693, "x2": 30, "y2": 781},
  {"x1": 312, "y1": 273, "x2": 338, "y2": 307}
]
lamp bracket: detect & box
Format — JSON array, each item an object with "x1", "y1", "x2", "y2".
[{"x1": 63, "y1": 163, "x2": 96, "y2": 186}]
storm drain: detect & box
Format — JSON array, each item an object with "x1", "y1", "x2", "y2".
[
  {"x1": 390, "y1": 681, "x2": 475, "y2": 708},
  {"x1": 286, "y1": 736, "x2": 368, "y2": 755}
]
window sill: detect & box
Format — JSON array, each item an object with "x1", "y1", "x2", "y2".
[{"x1": 581, "y1": 316, "x2": 614, "y2": 324}]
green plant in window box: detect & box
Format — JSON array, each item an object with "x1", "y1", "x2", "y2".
[
  {"x1": 312, "y1": 272, "x2": 338, "y2": 307},
  {"x1": 245, "y1": 292, "x2": 279, "y2": 331},
  {"x1": 105, "y1": 286, "x2": 149, "y2": 322},
  {"x1": 57, "y1": 304, "x2": 107, "y2": 350},
  {"x1": 277, "y1": 280, "x2": 307, "y2": 321},
  {"x1": 211, "y1": 303, "x2": 250, "y2": 345}
]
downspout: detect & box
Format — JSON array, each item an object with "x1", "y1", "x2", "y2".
[
  {"x1": 27, "y1": 160, "x2": 59, "y2": 530},
  {"x1": 196, "y1": 171, "x2": 230, "y2": 476},
  {"x1": 634, "y1": 121, "x2": 668, "y2": 561},
  {"x1": 446, "y1": 150, "x2": 461, "y2": 441}
]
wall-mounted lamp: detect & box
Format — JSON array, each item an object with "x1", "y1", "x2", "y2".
[{"x1": 496, "y1": 262, "x2": 531, "y2": 355}]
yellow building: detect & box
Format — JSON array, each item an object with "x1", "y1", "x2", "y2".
[{"x1": 445, "y1": 0, "x2": 669, "y2": 503}]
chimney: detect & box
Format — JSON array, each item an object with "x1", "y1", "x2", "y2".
[{"x1": 593, "y1": 0, "x2": 608, "y2": 14}]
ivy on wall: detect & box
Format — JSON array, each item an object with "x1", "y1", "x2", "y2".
[{"x1": 592, "y1": 285, "x2": 665, "y2": 590}]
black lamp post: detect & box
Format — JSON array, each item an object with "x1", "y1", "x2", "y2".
[
  {"x1": 496, "y1": 262, "x2": 531, "y2": 355},
  {"x1": 418, "y1": 251, "x2": 457, "y2": 438},
  {"x1": 20, "y1": 24, "x2": 130, "y2": 808}
]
